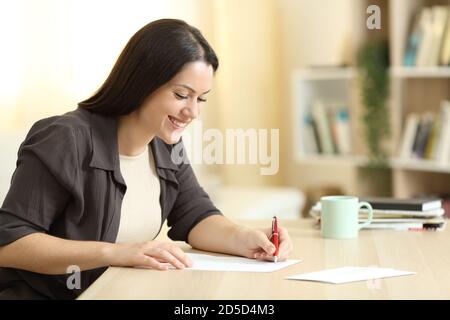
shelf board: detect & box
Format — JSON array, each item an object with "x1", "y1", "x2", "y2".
[
  {"x1": 390, "y1": 67, "x2": 450, "y2": 78},
  {"x1": 296, "y1": 156, "x2": 450, "y2": 174},
  {"x1": 293, "y1": 67, "x2": 356, "y2": 81},
  {"x1": 390, "y1": 158, "x2": 450, "y2": 174},
  {"x1": 295, "y1": 154, "x2": 368, "y2": 166},
  {"x1": 293, "y1": 67, "x2": 450, "y2": 80}
]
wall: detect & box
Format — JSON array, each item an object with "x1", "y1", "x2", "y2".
[
  {"x1": 211, "y1": 0, "x2": 282, "y2": 186},
  {"x1": 0, "y1": 0, "x2": 367, "y2": 195},
  {"x1": 0, "y1": 0, "x2": 215, "y2": 129},
  {"x1": 277, "y1": 0, "x2": 367, "y2": 195},
  {"x1": 0, "y1": 0, "x2": 284, "y2": 187}
]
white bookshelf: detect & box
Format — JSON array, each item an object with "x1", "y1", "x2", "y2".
[
  {"x1": 389, "y1": 0, "x2": 450, "y2": 197},
  {"x1": 390, "y1": 158, "x2": 450, "y2": 174},
  {"x1": 291, "y1": 65, "x2": 377, "y2": 197},
  {"x1": 293, "y1": 68, "x2": 356, "y2": 81},
  {"x1": 295, "y1": 154, "x2": 369, "y2": 167},
  {"x1": 290, "y1": 0, "x2": 450, "y2": 199},
  {"x1": 292, "y1": 67, "x2": 357, "y2": 160},
  {"x1": 390, "y1": 66, "x2": 450, "y2": 78}
]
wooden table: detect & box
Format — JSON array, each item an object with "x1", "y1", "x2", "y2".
[{"x1": 78, "y1": 219, "x2": 450, "y2": 300}]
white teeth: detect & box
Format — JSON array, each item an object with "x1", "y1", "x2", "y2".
[{"x1": 169, "y1": 116, "x2": 188, "y2": 128}]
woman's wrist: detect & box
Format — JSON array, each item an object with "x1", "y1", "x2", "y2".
[
  {"x1": 229, "y1": 224, "x2": 251, "y2": 256},
  {"x1": 99, "y1": 242, "x2": 116, "y2": 267}
]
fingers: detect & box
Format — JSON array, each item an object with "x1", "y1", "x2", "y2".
[
  {"x1": 277, "y1": 227, "x2": 293, "y2": 261},
  {"x1": 253, "y1": 251, "x2": 274, "y2": 261},
  {"x1": 163, "y1": 244, "x2": 193, "y2": 268},
  {"x1": 135, "y1": 255, "x2": 170, "y2": 271},
  {"x1": 147, "y1": 247, "x2": 187, "y2": 270},
  {"x1": 252, "y1": 227, "x2": 293, "y2": 262},
  {"x1": 252, "y1": 231, "x2": 277, "y2": 261},
  {"x1": 255, "y1": 231, "x2": 276, "y2": 256},
  {"x1": 142, "y1": 242, "x2": 192, "y2": 270}
]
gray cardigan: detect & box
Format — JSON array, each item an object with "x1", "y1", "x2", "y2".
[{"x1": 0, "y1": 107, "x2": 221, "y2": 299}]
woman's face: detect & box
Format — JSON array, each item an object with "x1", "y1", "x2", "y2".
[{"x1": 137, "y1": 61, "x2": 214, "y2": 145}]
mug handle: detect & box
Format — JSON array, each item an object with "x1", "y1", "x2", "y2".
[{"x1": 358, "y1": 201, "x2": 373, "y2": 230}]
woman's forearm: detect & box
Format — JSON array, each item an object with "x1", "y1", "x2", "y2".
[
  {"x1": 0, "y1": 232, "x2": 113, "y2": 275},
  {"x1": 187, "y1": 215, "x2": 248, "y2": 256}
]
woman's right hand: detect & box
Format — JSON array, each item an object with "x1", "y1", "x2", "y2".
[{"x1": 104, "y1": 240, "x2": 193, "y2": 271}]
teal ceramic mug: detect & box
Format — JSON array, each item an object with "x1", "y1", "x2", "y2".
[{"x1": 320, "y1": 196, "x2": 373, "y2": 239}]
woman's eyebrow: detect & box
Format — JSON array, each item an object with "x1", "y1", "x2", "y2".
[{"x1": 173, "y1": 84, "x2": 210, "y2": 95}]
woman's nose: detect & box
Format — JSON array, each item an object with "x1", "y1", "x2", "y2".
[{"x1": 182, "y1": 100, "x2": 200, "y2": 119}]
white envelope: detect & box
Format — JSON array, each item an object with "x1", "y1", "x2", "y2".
[{"x1": 286, "y1": 266, "x2": 416, "y2": 284}]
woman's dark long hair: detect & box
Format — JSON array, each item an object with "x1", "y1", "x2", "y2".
[{"x1": 78, "y1": 19, "x2": 219, "y2": 116}]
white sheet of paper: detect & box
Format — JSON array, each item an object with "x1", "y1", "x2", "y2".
[
  {"x1": 286, "y1": 267, "x2": 416, "y2": 284},
  {"x1": 178, "y1": 253, "x2": 301, "y2": 272}
]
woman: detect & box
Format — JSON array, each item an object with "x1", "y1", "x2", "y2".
[{"x1": 0, "y1": 19, "x2": 293, "y2": 299}]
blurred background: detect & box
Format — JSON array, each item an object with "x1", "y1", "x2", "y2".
[{"x1": 1, "y1": 0, "x2": 450, "y2": 220}]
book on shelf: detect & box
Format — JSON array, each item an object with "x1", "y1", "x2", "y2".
[
  {"x1": 441, "y1": 6, "x2": 450, "y2": 65},
  {"x1": 311, "y1": 101, "x2": 334, "y2": 154},
  {"x1": 302, "y1": 114, "x2": 320, "y2": 154},
  {"x1": 398, "y1": 100, "x2": 450, "y2": 163},
  {"x1": 412, "y1": 113, "x2": 433, "y2": 159},
  {"x1": 334, "y1": 109, "x2": 352, "y2": 155},
  {"x1": 404, "y1": 5, "x2": 450, "y2": 67},
  {"x1": 400, "y1": 113, "x2": 419, "y2": 159},
  {"x1": 424, "y1": 113, "x2": 441, "y2": 159},
  {"x1": 301, "y1": 101, "x2": 352, "y2": 157},
  {"x1": 402, "y1": 113, "x2": 429, "y2": 160},
  {"x1": 437, "y1": 100, "x2": 450, "y2": 163},
  {"x1": 416, "y1": 7, "x2": 435, "y2": 66},
  {"x1": 428, "y1": 6, "x2": 448, "y2": 66},
  {"x1": 404, "y1": 10, "x2": 424, "y2": 66}
]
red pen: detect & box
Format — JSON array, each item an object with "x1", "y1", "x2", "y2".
[{"x1": 271, "y1": 216, "x2": 279, "y2": 263}]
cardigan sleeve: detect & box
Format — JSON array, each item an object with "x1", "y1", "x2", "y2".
[
  {"x1": 166, "y1": 141, "x2": 222, "y2": 242},
  {"x1": 0, "y1": 124, "x2": 78, "y2": 246}
]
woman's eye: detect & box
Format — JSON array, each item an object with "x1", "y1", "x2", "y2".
[
  {"x1": 198, "y1": 97, "x2": 207, "y2": 103},
  {"x1": 174, "y1": 93, "x2": 188, "y2": 100}
]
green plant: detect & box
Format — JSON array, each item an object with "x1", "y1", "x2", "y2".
[{"x1": 357, "y1": 41, "x2": 390, "y2": 168}]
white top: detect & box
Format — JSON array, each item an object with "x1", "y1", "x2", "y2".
[{"x1": 116, "y1": 145, "x2": 162, "y2": 243}]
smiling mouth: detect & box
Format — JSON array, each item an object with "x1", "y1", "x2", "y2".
[{"x1": 168, "y1": 115, "x2": 189, "y2": 129}]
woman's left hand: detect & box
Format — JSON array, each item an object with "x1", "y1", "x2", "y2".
[{"x1": 237, "y1": 225, "x2": 294, "y2": 262}]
